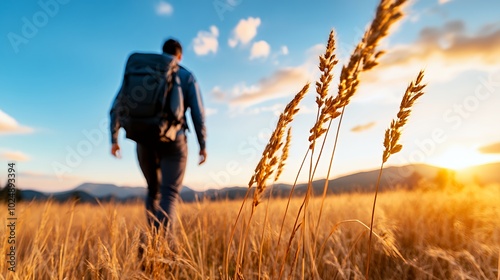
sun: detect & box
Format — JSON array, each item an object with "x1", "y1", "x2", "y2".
[{"x1": 427, "y1": 146, "x2": 500, "y2": 170}]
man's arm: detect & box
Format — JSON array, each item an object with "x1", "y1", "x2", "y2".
[
  {"x1": 109, "y1": 86, "x2": 122, "y2": 158},
  {"x1": 185, "y1": 74, "x2": 207, "y2": 163}
]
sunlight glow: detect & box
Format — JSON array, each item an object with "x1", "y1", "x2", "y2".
[{"x1": 428, "y1": 146, "x2": 500, "y2": 170}]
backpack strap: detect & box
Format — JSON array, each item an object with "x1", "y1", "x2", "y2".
[{"x1": 160, "y1": 57, "x2": 179, "y2": 116}]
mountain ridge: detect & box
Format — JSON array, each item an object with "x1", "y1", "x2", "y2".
[{"x1": 14, "y1": 162, "x2": 500, "y2": 203}]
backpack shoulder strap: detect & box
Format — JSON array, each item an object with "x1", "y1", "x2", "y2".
[{"x1": 161, "y1": 56, "x2": 180, "y2": 113}]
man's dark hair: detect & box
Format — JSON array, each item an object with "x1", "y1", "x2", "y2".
[{"x1": 162, "y1": 39, "x2": 182, "y2": 56}]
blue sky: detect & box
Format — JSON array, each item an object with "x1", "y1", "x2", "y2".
[{"x1": 1, "y1": 0, "x2": 500, "y2": 192}]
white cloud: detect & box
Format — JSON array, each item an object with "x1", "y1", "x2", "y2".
[
  {"x1": 211, "y1": 86, "x2": 225, "y2": 101},
  {"x1": 351, "y1": 122, "x2": 376, "y2": 133},
  {"x1": 16, "y1": 171, "x2": 82, "y2": 192},
  {"x1": 0, "y1": 110, "x2": 19, "y2": 130},
  {"x1": 0, "y1": 110, "x2": 33, "y2": 134},
  {"x1": 244, "y1": 103, "x2": 285, "y2": 115},
  {"x1": 156, "y1": 1, "x2": 173, "y2": 16},
  {"x1": 240, "y1": 103, "x2": 315, "y2": 116},
  {"x1": 438, "y1": 0, "x2": 451, "y2": 4},
  {"x1": 193, "y1": 26, "x2": 219, "y2": 56},
  {"x1": 213, "y1": 67, "x2": 309, "y2": 107},
  {"x1": 281, "y1": 46, "x2": 289, "y2": 55},
  {"x1": 227, "y1": 0, "x2": 241, "y2": 6},
  {"x1": 479, "y1": 142, "x2": 500, "y2": 154},
  {"x1": 0, "y1": 150, "x2": 31, "y2": 162},
  {"x1": 250, "y1": 40, "x2": 271, "y2": 60},
  {"x1": 306, "y1": 44, "x2": 326, "y2": 60},
  {"x1": 228, "y1": 17, "x2": 261, "y2": 47},
  {"x1": 355, "y1": 21, "x2": 500, "y2": 102},
  {"x1": 212, "y1": 43, "x2": 328, "y2": 108},
  {"x1": 205, "y1": 107, "x2": 218, "y2": 116}
]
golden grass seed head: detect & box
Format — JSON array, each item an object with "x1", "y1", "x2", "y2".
[
  {"x1": 249, "y1": 84, "x2": 310, "y2": 204},
  {"x1": 382, "y1": 70, "x2": 426, "y2": 163},
  {"x1": 275, "y1": 127, "x2": 292, "y2": 182}
]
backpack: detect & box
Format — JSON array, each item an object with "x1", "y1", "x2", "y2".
[{"x1": 116, "y1": 53, "x2": 184, "y2": 144}]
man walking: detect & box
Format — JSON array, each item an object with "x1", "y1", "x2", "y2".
[{"x1": 109, "y1": 39, "x2": 207, "y2": 230}]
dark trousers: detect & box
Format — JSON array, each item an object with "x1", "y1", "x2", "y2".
[{"x1": 136, "y1": 134, "x2": 187, "y2": 230}]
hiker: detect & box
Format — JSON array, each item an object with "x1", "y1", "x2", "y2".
[{"x1": 109, "y1": 38, "x2": 207, "y2": 231}]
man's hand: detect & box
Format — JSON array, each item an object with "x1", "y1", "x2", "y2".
[
  {"x1": 199, "y1": 149, "x2": 207, "y2": 165},
  {"x1": 111, "y1": 143, "x2": 121, "y2": 158}
]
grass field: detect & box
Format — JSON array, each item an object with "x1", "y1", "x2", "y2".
[
  {"x1": 2, "y1": 0, "x2": 498, "y2": 279},
  {"x1": 1, "y1": 184, "x2": 499, "y2": 279}
]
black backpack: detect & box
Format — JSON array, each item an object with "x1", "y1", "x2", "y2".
[{"x1": 115, "y1": 53, "x2": 184, "y2": 144}]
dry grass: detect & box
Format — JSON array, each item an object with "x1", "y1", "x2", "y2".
[
  {"x1": 366, "y1": 70, "x2": 426, "y2": 278},
  {"x1": 227, "y1": 83, "x2": 309, "y2": 278},
  {"x1": 227, "y1": 0, "x2": 413, "y2": 279},
  {"x1": 248, "y1": 83, "x2": 310, "y2": 207},
  {"x1": 381, "y1": 70, "x2": 426, "y2": 165},
  {"x1": 1, "y1": 185, "x2": 499, "y2": 279},
  {"x1": 3, "y1": 1, "x2": 498, "y2": 279}
]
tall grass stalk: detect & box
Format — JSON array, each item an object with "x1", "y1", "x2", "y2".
[
  {"x1": 58, "y1": 201, "x2": 75, "y2": 280},
  {"x1": 3, "y1": 185, "x2": 500, "y2": 279},
  {"x1": 275, "y1": 1, "x2": 410, "y2": 277},
  {"x1": 366, "y1": 70, "x2": 426, "y2": 279},
  {"x1": 227, "y1": 84, "x2": 309, "y2": 279},
  {"x1": 313, "y1": 109, "x2": 343, "y2": 251},
  {"x1": 256, "y1": 127, "x2": 293, "y2": 279},
  {"x1": 274, "y1": 148, "x2": 309, "y2": 278},
  {"x1": 497, "y1": 249, "x2": 500, "y2": 280}
]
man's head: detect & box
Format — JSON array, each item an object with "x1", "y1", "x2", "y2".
[{"x1": 162, "y1": 38, "x2": 182, "y2": 61}]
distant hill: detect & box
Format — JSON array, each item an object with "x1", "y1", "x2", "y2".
[
  {"x1": 74, "y1": 183, "x2": 147, "y2": 199},
  {"x1": 301, "y1": 164, "x2": 442, "y2": 195},
  {"x1": 458, "y1": 162, "x2": 500, "y2": 185},
  {"x1": 16, "y1": 163, "x2": 500, "y2": 203},
  {"x1": 21, "y1": 189, "x2": 100, "y2": 203},
  {"x1": 198, "y1": 164, "x2": 443, "y2": 200}
]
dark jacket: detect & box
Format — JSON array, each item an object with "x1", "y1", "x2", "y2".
[{"x1": 109, "y1": 57, "x2": 206, "y2": 150}]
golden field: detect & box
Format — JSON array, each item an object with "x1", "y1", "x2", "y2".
[
  {"x1": 1, "y1": 184, "x2": 499, "y2": 279},
  {"x1": 2, "y1": 1, "x2": 498, "y2": 279}
]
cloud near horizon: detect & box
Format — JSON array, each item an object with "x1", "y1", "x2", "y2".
[
  {"x1": 351, "y1": 122, "x2": 376, "y2": 133},
  {"x1": 0, "y1": 109, "x2": 33, "y2": 134},
  {"x1": 193, "y1": 26, "x2": 219, "y2": 56},
  {"x1": 228, "y1": 17, "x2": 261, "y2": 47},
  {"x1": 15, "y1": 171, "x2": 82, "y2": 192},
  {"x1": 0, "y1": 150, "x2": 31, "y2": 162},
  {"x1": 478, "y1": 142, "x2": 500, "y2": 154}
]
